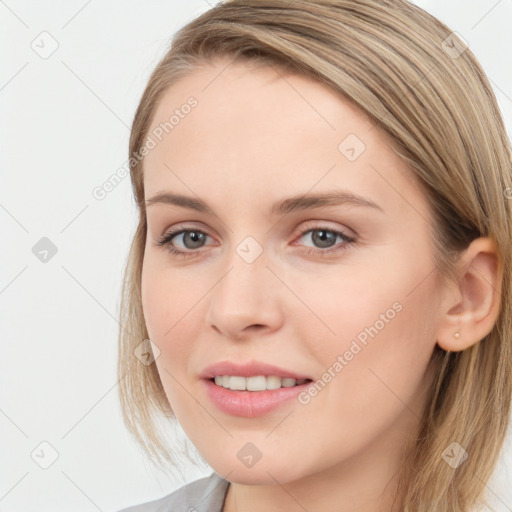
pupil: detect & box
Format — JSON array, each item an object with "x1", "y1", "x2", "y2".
[
  {"x1": 313, "y1": 229, "x2": 335, "y2": 248},
  {"x1": 185, "y1": 231, "x2": 205, "y2": 248}
]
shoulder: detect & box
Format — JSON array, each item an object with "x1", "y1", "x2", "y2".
[{"x1": 116, "y1": 472, "x2": 230, "y2": 512}]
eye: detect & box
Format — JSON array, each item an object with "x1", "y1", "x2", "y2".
[
  {"x1": 155, "y1": 228, "x2": 212, "y2": 258},
  {"x1": 294, "y1": 222, "x2": 356, "y2": 256}
]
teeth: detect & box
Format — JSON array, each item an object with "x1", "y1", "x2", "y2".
[
  {"x1": 266, "y1": 375, "x2": 281, "y2": 390},
  {"x1": 212, "y1": 375, "x2": 308, "y2": 391},
  {"x1": 230, "y1": 376, "x2": 246, "y2": 390},
  {"x1": 247, "y1": 376, "x2": 267, "y2": 391}
]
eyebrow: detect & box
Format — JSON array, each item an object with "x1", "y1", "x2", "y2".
[{"x1": 144, "y1": 189, "x2": 384, "y2": 215}]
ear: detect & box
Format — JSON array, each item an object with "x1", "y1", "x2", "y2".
[{"x1": 436, "y1": 237, "x2": 503, "y2": 352}]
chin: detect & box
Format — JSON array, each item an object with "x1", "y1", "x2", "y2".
[{"x1": 209, "y1": 456, "x2": 310, "y2": 486}]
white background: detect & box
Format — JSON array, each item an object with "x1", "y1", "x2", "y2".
[{"x1": 1, "y1": 1, "x2": 511, "y2": 511}]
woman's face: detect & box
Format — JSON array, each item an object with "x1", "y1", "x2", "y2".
[{"x1": 141, "y1": 58, "x2": 443, "y2": 485}]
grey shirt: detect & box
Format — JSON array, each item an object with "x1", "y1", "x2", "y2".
[{"x1": 117, "y1": 472, "x2": 230, "y2": 512}]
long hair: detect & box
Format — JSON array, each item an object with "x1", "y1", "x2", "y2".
[{"x1": 117, "y1": 1, "x2": 512, "y2": 510}]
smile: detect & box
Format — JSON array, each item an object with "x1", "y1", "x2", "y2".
[
  {"x1": 212, "y1": 375, "x2": 309, "y2": 391},
  {"x1": 203, "y1": 378, "x2": 313, "y2": 417}
]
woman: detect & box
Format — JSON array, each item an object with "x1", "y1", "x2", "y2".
[{"x1": 117, "y1": 1, "x2": 512, "y2": 510}]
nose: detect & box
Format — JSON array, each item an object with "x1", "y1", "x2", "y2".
[{"x1": 205, "y1": 247, "x2": 284, "y2": 341}]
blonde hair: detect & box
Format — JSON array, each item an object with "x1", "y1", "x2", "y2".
[{"x1": 118, "y1": 1, "x2": 512, "y2": 510}]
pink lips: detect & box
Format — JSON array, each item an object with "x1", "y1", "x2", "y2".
[{"x1": 199, "y1": 360, "x2": 313, "y2": 418}]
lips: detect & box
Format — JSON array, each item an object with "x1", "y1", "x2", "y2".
[{"x1": 199, "y1": 360, "x2": 315, "y2": 417}]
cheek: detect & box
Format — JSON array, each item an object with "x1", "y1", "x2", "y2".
[
  {"x1": 300, "y1": 233, "x2": 438, "y2": 350},
  {"x1": 298, "y1": 243, "x2": 439, "y2": 411},
  {"x1": 141, "y1": 252, "x2": 200, "y2": 341},
  {"x1": 281, "y1": 281, "x2": 438, "y2": 474},
  {"x1": 141, "y1": 254, "x2": 211, "y2": 388},
  {"x1": 141, "y1": 261, "x2": 202, "y2": 413},
  {"x1": 141, "y1": 264, "x2": 165, "y2": 343}
]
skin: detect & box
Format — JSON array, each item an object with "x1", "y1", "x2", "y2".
[{"x1": 140, "y1": 57, "x2": 502, "y2": 512}]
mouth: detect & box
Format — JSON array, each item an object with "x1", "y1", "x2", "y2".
[
  {"x1": 202, "y1": 376, "x2": 314, "y2": 418},
  {"x1": 209, "y1": 375, "x2": 313, "y2": 391},
  {"x1": 200, "y1": 360, "x2": 315, "y2": 417}
]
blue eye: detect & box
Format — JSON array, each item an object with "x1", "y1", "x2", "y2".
[{"x1": 155, "y1": 224, "x2": 356, "y2": 259}]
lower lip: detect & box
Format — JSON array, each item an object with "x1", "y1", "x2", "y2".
[{"x1": 202, "y1": 378, "x2": 311, "y2": 417}]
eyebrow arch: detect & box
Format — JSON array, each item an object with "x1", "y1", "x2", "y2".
[{"x1": 144, "y1": 190, "x2": 384, "y2": 215}]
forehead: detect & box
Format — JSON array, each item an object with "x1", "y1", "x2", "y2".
[
  {"x1": 148, "y1": 58, "x2": 373, "y2": 143},
  {"x1": 143, "y1": 58, "x2": 429, "y2": 221}
]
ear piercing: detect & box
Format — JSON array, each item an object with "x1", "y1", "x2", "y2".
[{"x1": 454, "y1": 332, "x2": 460, "y2": 339}]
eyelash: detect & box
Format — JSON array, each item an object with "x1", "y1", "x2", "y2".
[{"x1": 155, "y1": 223, "x2": 356, "y2": 259}]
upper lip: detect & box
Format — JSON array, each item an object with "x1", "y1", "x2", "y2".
[{"x1": 200, "y1": 360, "x2": 312, "y2": 380}]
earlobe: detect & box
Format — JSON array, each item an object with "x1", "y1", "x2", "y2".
[{"x1": 436, "y1": 237, "x2": 503, "y2": 353}]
